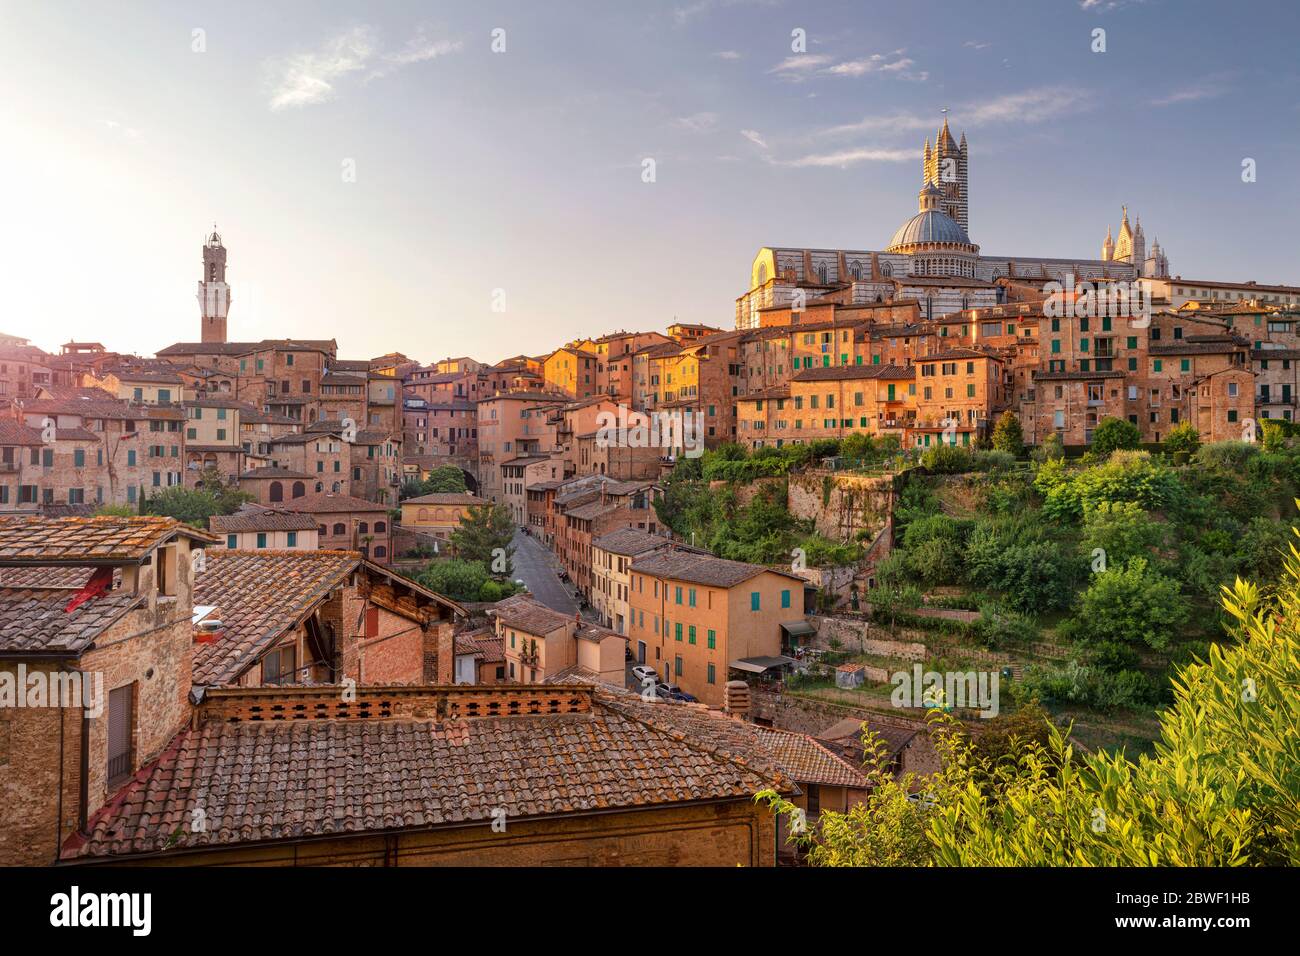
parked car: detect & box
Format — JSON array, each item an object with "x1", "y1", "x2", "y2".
[
  {"x1": 631, "y1": 665, "x2": 657, "y2": 685},
  {"x1": 655, "y1": 683, "x2": 687, "y2": 700}
]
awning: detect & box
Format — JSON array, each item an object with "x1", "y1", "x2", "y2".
[
  {"x1": 729, "y1": 655, "x2": 798, "y2": 674},
  {"x1": 780, "y1": 620, "x2": 815, "y2": 638}
]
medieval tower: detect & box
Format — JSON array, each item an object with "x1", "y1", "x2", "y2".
[
  {"x1": 922, "y1": 115, "x2": 969, "y2": 234},
  {"x1": 198, "y1": 227, "x2": 230, "y2": 344}
]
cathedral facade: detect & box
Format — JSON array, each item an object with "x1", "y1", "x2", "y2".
[{"x1": 737, "y1": 119, "x2": 1171, "y2": 328}]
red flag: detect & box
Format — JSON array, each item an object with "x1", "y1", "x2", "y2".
[{"x1": 65, "y1": 566, "x2": 114, "y2": 613}]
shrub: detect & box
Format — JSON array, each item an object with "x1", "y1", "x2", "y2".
[
  {"x1": 972, "y1": 449, "x2": 1016, "y2": 472},
  {"x1": 990, "y1": 412, "x2": 1025, "y2": 456},
  {"x1": 1069, "y1": 557, "x2": 1189, "y2": 651},
  {"x1": 1031, "y1": 432, "x2": 1065, "y2": 463},
  {"x1": 921, "y1": 444, "x2": 975, "y2": 474},
  {"x1": 1163, "y1": 421, "x2": 1201, "y2": 457},
  {"x1": 1194, "y1": 440, "x2": 1259, "y2": 473},
  {"x1": 1091, "y1": 416, "x2": 1142, "y2": 457}
]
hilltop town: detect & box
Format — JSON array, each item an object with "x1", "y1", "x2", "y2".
[{"x1": 2, "y1": 124, "x2": 1299, "y2": 868}]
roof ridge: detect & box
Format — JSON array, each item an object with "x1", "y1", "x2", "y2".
[{"x1": 594, "y1": 691, "x2": 791, "y2": 789}]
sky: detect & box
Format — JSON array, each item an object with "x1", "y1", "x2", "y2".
[{"x1": 1, "y1": 0, "x2": 1297, "y2": 365}]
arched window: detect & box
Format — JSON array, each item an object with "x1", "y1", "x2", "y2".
[
  {"x1": 880, "y1": 262, "x2": 892, "y2": 277},
  {"x1": 756, "y1": 262, "x2": 767, "y2": 286},
  {"x1": 332, "y1": 481, "x2": 341, "y2": 493},
  {"x1": 269, "y1": 481, "x2": 283, "y2": 503},
  {"x1": 315, "y1": 482, "x2": 324, "y2": 492},
  {"x1": 418, "y1": 507, "x2": 429, "y2": 521},
  {"x1": 358, "y1": 522, "x2": 368, "y2": 533},
  {"x1": 817, "y1": 262, "x2": 828, "y2": 283},
  {"x1": 375, "y1": 521, "x2": 386, "y2": 532},
  {"x1": 374, "y1": 546, "x2": 386, "y2": 558},
  {"x1": 332, "y1": 522, "x2": 346, "y2": 535},
  {"x1": 318, "y1": 525, "x2": 327, "y2": 536},
  {"x1": 850, "y1": 260, "x2": 862, "y2": 280},
  {"x1": 292, "y1": 481, "x2": 305, "y2": 498}
]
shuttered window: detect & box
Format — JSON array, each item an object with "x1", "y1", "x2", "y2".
[{"x1": 107, "y1": 684, "x2": 134, "y2": 789}]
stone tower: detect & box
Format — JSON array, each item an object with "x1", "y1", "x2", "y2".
[
  {"x1": 922, "y1": 116, "x2": 969, "y2": 234},
  {"x1": 198, "y1": 226, "x2": 230, "y2": 344}
]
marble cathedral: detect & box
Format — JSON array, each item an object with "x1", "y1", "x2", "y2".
[{"x1": 737, "y1": 117, "x2": 1170, "y2": 327}]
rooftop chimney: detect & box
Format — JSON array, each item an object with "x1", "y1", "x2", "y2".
[{"x1": 722, "y1": 680, "x2": 750, "y2": 719}]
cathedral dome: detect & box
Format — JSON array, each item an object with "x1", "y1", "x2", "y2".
[{"x1": 887, "y1": 209, "x2": 971, "y2": 250}]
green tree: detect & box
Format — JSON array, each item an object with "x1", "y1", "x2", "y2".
[
  {"x1": 144, "y1": 470, "x2": 253, "y2": 529},
  {"x1": 1032, "y1": 432, "x2": 1064, "y2": 463},
  {"x1": 1163, "y1": 421, "x2": 1201, "y2": 457},
  {"x1": 450, "y1": 503, "x2": 515, "y2": 576},
  {"x1": 990, "y1": 412, "x2": 1025, "y2": 457},
  {"x1": 1070, "y1": 557, "x2": 1188, "y2": 651},
  {"x1": 400, "y1": 466, "x2": 470, "y2": 500},
  {"x1": 761, "y1": 538, "x2": 1300, "y2": 865},
  {"x1": 1080, "y1": 500, "x2": 1166, "y2": 568},
  {"x1": 920, "y1": 444, "x2": 974, "y2": 474},
  {"x1": 416, "y1": 558, "x2": 491, "y2": 601},
  {"x1": 1091, "y1": 416, "x2": 1141, "y2": 457}
]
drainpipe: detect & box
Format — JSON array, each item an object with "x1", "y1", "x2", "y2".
[{"x1": 78, "y1": 693, "x2": 90, "y2": 835}]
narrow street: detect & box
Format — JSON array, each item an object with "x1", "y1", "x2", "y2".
[{"x1": 509, "y1": 529, "x2": 578, "y2": 615}]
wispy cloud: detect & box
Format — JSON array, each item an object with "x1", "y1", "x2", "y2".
[
  {"x1": 100, "y1": 119, "x2": 141, "y2": 140},
  {"x1": 740, "y1": 128, "x2": 768, "y2": 148},
  {"x1": 264, "y1": 25, "x2": 461, "y2": 110},
  {"x1": 713, "y1": 50, "x2": 742, "y2": 60},
  {"x1": 368, "y1": 29, "x2": 463, "y2": 80},
  {"x1": 673, "y1": 111, "x2": 719, "y2": 132},
  {"x1": 768, "y1": 53, "x2": 834, "y2": 79},
  {"x1": 963, "y1": 40, "x2": 991, "y2": 50},
  {"x1": 772, "y1": 49, "x2": 925, "y2": 82},
  {"x1": 1079, "y1": 0, "x2": 1147, "y2": 10},
  {"x1": 818, "y1": 86, "x2": 1092, "y2": 139},
  {"x1": 672, "y1": 0, "x2": 779, "y2": 27},
  {"x1": 772, "y1": 146, "x2": 915, "y2": 168},
  {"x1": 1149, "y1": 77, "x2": 1229, "y2": 107}
]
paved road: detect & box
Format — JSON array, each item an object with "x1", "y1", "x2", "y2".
[{"x1": 510, "y1": 529, "x2": 578, "y2": 616}]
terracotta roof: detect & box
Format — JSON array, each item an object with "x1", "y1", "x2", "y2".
[
  {"x1": 209, "y1": 509, "x2": 321, "y2": 533},
  {"x1": 489, "y1": 594, "x2": 574, "y2": 635},
  {"x1": 819, "y1": 716, "x2": 918, "y2": 759},
  {"x1": 1031, "y1": 369, "x2": 1127, "y2": 381},
  {"x1": 238, "y1": 466, "x2": 313, "y2": 480},
  {"x1": 277, "y1": 493, "x2": 388, "y2": 514},
  {"x1": 575, "y1": 622, "x2": 627, "y2": 644},
  {"x1": 191, "y1": 549, "x2": 360, "y2": 686},
  {"x1": 591, "y1": 527, "x2": 674, "y2": 557},
  {"x1": 791, "y1": 364, "x2": 915, "y2": 383},
  {"x1": 67, "y1": 683, "x2": 790, "y2": 860},
  {"x1": 0, "y1": 420, "x2": 44, "y2": 445},
  {"x1": 752, "y1": 726, "x2": 869, "y2": 788},
  {"x1": 22, "y1": 396, "x2": 144, "y2": 420},
  {"x1": 0, "y1": 516, "x2": 215, "y2": 566},
  {"x1": 565, "y1": 500, "x2": 619, "y2": 521},
  {"x1": 0, "y1": 586, "x2": 143, "y2": 656},
  {"x1": 1150, "y1": 342, "x2": 1246, "y2": 356},
  {"x1": 921, "y1": 347, "x2": 1000, "y2": 361},
  {"x1": 402, "y1": 493, "x2": 486, "y2": 506},
  {"x1": 106, "y1": 368, "x2": 184, "y2": 384},
  {"x1": 631, "y1": 550, "x2": 803, "y2": 588},
  {"x1": 468, "y1": 633, "x2": 504, "y2": 663},
  {"x1": 157, "y1": 339, "x2": 337, "y2": 357}
]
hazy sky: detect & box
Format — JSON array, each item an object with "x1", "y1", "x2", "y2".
[{"x1": 2, "y1": 0, "x2": 1297, "y2": 364}]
